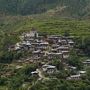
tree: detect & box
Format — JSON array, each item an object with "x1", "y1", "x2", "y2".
[{"x1": 68, "y1": 49, "x2": 82, "y2": 70}]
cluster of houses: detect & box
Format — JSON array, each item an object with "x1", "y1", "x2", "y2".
[
  {"x1": 8, "y1": 29, "x2": 74, "y2": 78},
  {"x1": 31, "y1": 64, "x2": 57, "y2": 78},
  {"x1": 83, "y1": 59, "x2": 90, "y2": 67},
  {"x1": 8, "y1": 29, "x2": 90, "y2": 80},
  {"x1": 67, "y1": 70, "x2": 86, "y2": 80},
  {"x1": 9, "y1": 29, "x2": 74, "y2": 62},
  {"x1": 67, "y1": 59, "x2": 90, "y2": 80}
]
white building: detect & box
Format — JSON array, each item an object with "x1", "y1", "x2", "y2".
[
  {"x1": 42, "y1": 65, "x2": 56, "y2": 74},
  {"x1": 83, "y1": 59, "x2": 90, "y2": 67},
  {"x1": 67, "y1": 74, "x2": 81, "y2": 80}
]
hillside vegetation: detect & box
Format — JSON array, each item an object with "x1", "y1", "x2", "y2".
[
  {"x1": 0, "y1": 15, "x2": 90, "y2": 90},
  {"x1": 0, "y1": 1, "x2": 90, "y2": 89},
  {"x1": 0, "y1": 16, "x2": 90, "y2": 36},
  {"x1": 0, "y1": 0, "x2": 90, "y2": 18},
  {"x1": 0, "y1": 16, "x2": 90, "y2": 63}
]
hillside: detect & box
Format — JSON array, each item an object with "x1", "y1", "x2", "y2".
[
  {"x1": 0, "y1": 1, "x2": 90, "y2": 89},
  {"x1": 0, "y1": 16, "x2": 90, "y2": 55},
  {"x1": 0, "y1": 16, "x2": 90, "y2": 90},
  {"x1": 0, "y1": 0, "x2": 90, "y2": 18},
  {"x1": 0, "y1": 16, "x2": 90, "y2": 36}
]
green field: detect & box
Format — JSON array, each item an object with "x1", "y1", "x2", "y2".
[{"x1": 0, "y1": 16, "x2": 90, "y2": 37}]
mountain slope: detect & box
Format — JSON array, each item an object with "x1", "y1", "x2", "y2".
[{"x1": 0, "y1": 0, "x2": 90, "y2": 18}]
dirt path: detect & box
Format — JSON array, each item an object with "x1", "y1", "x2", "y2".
[{"x1": 36, "y1": 69, "x2": 45, "y2": 79}]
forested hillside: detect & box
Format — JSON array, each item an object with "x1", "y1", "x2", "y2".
[
  {"x1": 0, "y1": 1, "x2": 90, "y2": 90},
  {"x1": 0, "y1": 0, "x2": 90, "y2": 18},
  {"x1": 0, "y1": 16, "x2": 90, "y2": 63},
  {"x1": 0, "y1": 16, "x2": 90, "y2": 90}
]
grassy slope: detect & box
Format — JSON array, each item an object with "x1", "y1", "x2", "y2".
[{"x1": 0, "y1": 15, "x2": 90, "y2": 37}]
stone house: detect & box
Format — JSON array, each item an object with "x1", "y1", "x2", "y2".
[
  {"x1": 67, "y1": 74, "x2": 81, "y2": 80},
  {"x1": 14, "y1": 43, "x2": 21, "y2": 51},
  {"x1": 22, "y1": 29, "x2": 38, "y2": 41},
  {"x1": 31, "y1": 71, "x2": 38, "y2": 76},
  {"x1": 68, "y1": 39, "x2": 74, "y2": 47},
  {"x1": 83, "y1": 59, "x2": 90, "y2": 67},
  {"x1": 47, "y1": 52, "x2": 63, "y2": 60},
  {"x1": 32, "y1": 50, "x2": 45, "y2": 60},
  {"x1": 42, "y1": 65, "x2": 56, "y2": 74}
]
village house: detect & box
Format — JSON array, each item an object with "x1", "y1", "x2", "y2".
[
  {"x1": 32, "y1": 50, "x2": 45, "y2": 60},
  {"x1": 14, "y1": 43, "x2": 21, "y2": 51},
  {"x1": 10, "y1": 30, "x2": 75, "y2": 63},
  {"x1": 67, "y1": 70, "x2": 86, "y2": 81},
  {"x1": 57, "y1": 46, "x2": 69, "y2": 52},
  {"x1": 47, "y1": 52, "x2": 63, "y2": 60},
  {"x1": 67, "y1": 70, "x2": 86, "y2": 80},
  {"x1": 51, "y1": 44, "x2": 60, "y2": 49},
  {"x1": 59, "y1": 39, "x2": 68, "y2": 45},
  {"x1": 78, "y1": 71, "x2": 86, "y2": 76},
  {"x1": 67, "y1": 66, "x2": 77, "y2": 74},
  {"x1": 35, "y1": 39, "x2": 43, "y2": 43},
  {"x1": 32, "y1": 50, "x2": 41, "y2": 58},
  {"x1": 36, "y1": 42, "x2": 49, "y2": 50},
  {"x1": 31, "y1": 71, "x2": 38, "y2": 76},
  {"x1": 62, "y1": 51, "x2": 69, "y2": 59},
  {"x1": 21, "y1": 41, "x2": 31, "y2": 46},
  {"x1": 56, "y1": 46, "x2": 69, "y2": 59},
  {"x1": 83, "y1": 59, "x2": 90, "y2": 67},
  {"x1": 27, "y1": 29, "x2": 38, "y2": 38},
  {"x1": 48, "y1": 35, "x2": 61, "y2": 44},
  {"x1": 21, "y1": 41, "x2": 31, "y2": 50},
  {"x1": 83, "y1": 59, "x2": 90, "y2": 68},
  {"x1": 68, "y1": 39, "x2": 74, "y2": 47},
  {"x1": 42, "y1": 65, "x2": 57, "y2": 74},
  {"x1": 67, "y1": 74, "x2": 81, "y2": 80},
  {"x1": 22, "y1": 29, "x2": 39, "y2": 41},
  {"x1": 51, "y1": 48, "x2": 58, "y2": 53},
  {"x1": 68, "y1": 66, "x2": 77, "y2": 70}
]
